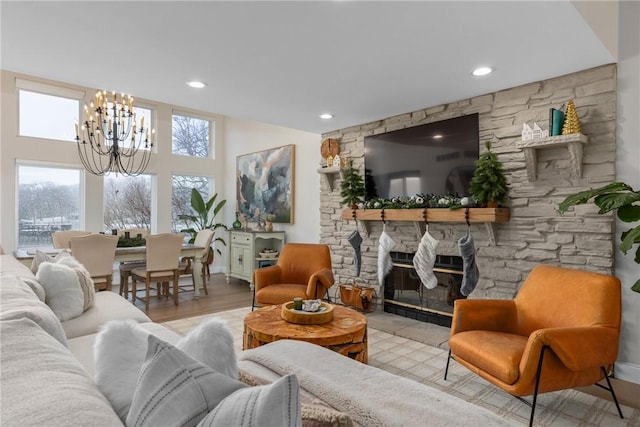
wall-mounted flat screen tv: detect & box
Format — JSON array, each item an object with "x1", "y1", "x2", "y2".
[{"x1": 364, "y1": 113, "x2": 479, "y2": 200}]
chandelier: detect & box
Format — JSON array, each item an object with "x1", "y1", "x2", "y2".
[{"x1": 75, "y1": 90, "x2": 154, "y2": 176}]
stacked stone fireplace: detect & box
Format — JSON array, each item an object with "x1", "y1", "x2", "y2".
[{"x1": 320, "y1": 64, "x2": 617, "y2": 326}]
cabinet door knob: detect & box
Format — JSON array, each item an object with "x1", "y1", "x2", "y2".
[{"x1": 238, "y1": 254, "x2": 243, "y2": 264}]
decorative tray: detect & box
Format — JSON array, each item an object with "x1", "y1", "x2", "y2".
[
  {"x1": 281, "y1": 301, "x2": 334, "y2": 325},
  {"x1": 259, "y1": 251, "x2": 278, "y2": 258}
]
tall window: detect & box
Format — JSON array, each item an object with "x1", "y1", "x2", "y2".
[
  {"x1": 172, "y1": 113, "x2": 211, "y2": 158},
  {"x1": 172, "y1": 175, "x2": 210, "y2": 232},
  {"x1": 17, "y1": 165, "x2": 82, "y2": 247},
  {"x1": 103, "y1": 174, "x2": 152, "y2": 232},
  {"x1": 19, "y1": 90, "x2": 79, "y2": 142}
]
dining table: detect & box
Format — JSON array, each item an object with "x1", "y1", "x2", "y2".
[{"x1": 13, "y1": 243, "x2": 206, "y2": 298}]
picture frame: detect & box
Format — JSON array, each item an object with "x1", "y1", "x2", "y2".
[{"x1": 236, "y1": 144, "x2": 295, "y2": 224}]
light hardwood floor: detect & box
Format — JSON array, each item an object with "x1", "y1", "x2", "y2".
[{"x1": 116, "y1": 273, "x2": 253, "y2": 323}]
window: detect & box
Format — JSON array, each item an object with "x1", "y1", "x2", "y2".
[
  {"x1": 19, "y1": 90, "x2": 79, "y2": 141},
  {"x1": 17, "y1": 165, "x2": 82, "y2": 248},
  {"x1": 103, "y1": 174, "x2": 152, "y2": 232},
  {"x1": 172, "y1": 113, "x2": 211, "y2": 157},
  {"x1": 172, "y1": 175, "x2": 211, "y2": 232}
]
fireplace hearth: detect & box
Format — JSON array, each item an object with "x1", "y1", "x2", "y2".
[{"x1": 383, "y1": 252, "x2": 465, "y2": 327}]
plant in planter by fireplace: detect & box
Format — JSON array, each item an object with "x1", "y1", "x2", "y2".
[
  {"x1": 469, "y1": 140, "x2": 510, "y2": 207},
  {"x1": 559, "y1": 181, "x2": 640, "y2": 293},
  {"x1": 340, "y1": 159, "x2": 366, "y2": 209}
]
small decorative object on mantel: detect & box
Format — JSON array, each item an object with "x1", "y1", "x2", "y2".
[
  {"x1": 340, "y1": 159, "x2": 366, "y2": 209},
  {"x1": 332, "y1": 154, "x2": 342, "y2": 170},
  {"x1": 326, "y1": 155, "x2": 334, "y2": 168},
  {"x1": 522, "y1": 123, "x2": 534, "y2": 141},
  {"x1": 469, "y1": 141, "x2": 510, "y2": 208},
  {"x1": 532, "y1": 123, "x2": 548, "y2": 139},
  {"x1": 232, "y1": 212, "x2": 242, "y2": 229},
  {"x1": 562, "y1": 100, "x2": 582, "y2": 135}
]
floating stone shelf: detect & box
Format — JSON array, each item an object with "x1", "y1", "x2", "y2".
[
  {"x1": 516, "y1": 133, "x2": 588, "y2": 181},
  {"x1": 317, "y1": 168, "x2": 341, "y2": 191}
]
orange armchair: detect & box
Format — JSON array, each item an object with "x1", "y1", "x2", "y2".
[
  {"x1": 445, "y1": 264, "x2": 623, "y2": 426},
  {"x1": 253, "y1": 243, "x2": 334, "y2": 307}
]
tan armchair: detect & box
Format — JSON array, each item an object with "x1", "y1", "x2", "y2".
[
  {"x1": 69, "y1": 234, "x2": 119, "y2": 291},
  {"x1": 52, "y1": 230, "x2": 91, "y2": 249},
  {"x1": 253, "y1": 243, "x2": 334, "y2": 308},
  {"x1": 444, "y1": 264, "x2": 623, "y2": 426}
]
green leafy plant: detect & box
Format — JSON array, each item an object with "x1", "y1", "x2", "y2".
[
  {"x1": 178, "y1": 188, "x2": 227, "y2": 257},
  {"x1": 340, "y1": 159, "x2": 366, "y2": 208},
  {"x1": 558, "y1": 181, "x2": 640, "y2": 293},
  {"x1": 469, "y1": 140, "x2": 510, "y2": 206}
]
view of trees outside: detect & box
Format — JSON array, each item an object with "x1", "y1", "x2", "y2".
[
  {"x1": 172, "y1": 175, "x2": 210, "y2": 232},
  {"x1": 172, "y1": 114, "x2": 210, "y2": 157},
  {"x1": 103, "y1": 174, "x2": 152, "y2": 232},
  {"x1": 17, "y1": 165, "x2": 81, "y2": 247}
]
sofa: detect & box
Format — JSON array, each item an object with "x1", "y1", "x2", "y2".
[{"x1": 0, "y1": 254, "x2": 512, "y2": 426}]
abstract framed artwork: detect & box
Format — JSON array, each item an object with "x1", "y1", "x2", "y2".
[{"x1": 236, "y1": 144, "x2": 295, "y2": 224}]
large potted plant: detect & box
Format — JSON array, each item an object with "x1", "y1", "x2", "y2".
[
  {"x1": 469, "y1": 140, "x2": 510, "y2": 207},
  {"x1": 178, "y1": 188, "x2": 227, "y2": 266},
  {"x1": 559, "y1": 181, "x2": 640, "y2": 293}
]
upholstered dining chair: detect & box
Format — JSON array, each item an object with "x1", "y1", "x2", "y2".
[
  {"x1": 444, "y1": 264, "x2": 623, "y2": 427},
  {"x1": 178, "y1": 228, "x2": 215, "y2": 296},
  {"x1": 52, "y1": 230, "x2": 91, "y2": 249},
  {"x1": 69, "y1": 234, "x2": 119, "y2": 291},
  {"x1": 130, "y1": 233, "x2": 184, "y2": 311},
  {"x1": 117, "y1": 228, "x2": 151, "y2": 299},
  {"x1": 253, "y1": 243, "x2": 334, "y2": 309}
]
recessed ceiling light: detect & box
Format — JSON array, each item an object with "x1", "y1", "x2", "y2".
[
  {"x1": 472, "y1": 67, "x2": 493, "y2": 76},
  {"x1": 433, "y1": 134, "x2": 443, "y2": 139},
  {"x1": 320, "y1": 113, "x2": 334, "y2": 120},
  {"x1": 186, "y1": 80, "x2": 207, "y2": 89}
]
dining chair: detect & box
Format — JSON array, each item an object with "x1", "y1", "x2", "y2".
[
  {"x1": 69, "y1": 234, "x2": 119, "y2": 291},
  {"x1": 178, "y1": 229, "x2": 214, "y2": 296},
  {"x1": 52, "y1": 230, "x2": 91, "y2": 249},
  {"x1": 117, "y1": 228, "x2": 151, "y2": 299},
  {"x1": 130, "y1": 233, "x2": 184, "y2": 311}
]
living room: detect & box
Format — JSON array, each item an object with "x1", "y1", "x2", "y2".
[{"x1": 1, "y1": 1, "x2": 639, "y2": 425}]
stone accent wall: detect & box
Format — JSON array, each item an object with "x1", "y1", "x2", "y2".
[{"x1": 320, "y1": 64, "x2": 617, "y2": 303}]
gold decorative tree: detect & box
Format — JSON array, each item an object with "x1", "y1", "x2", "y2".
[{"x1": 561, "y1": 100, "x2": 582, "y2": 135}]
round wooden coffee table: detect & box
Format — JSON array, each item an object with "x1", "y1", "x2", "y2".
[{"x1": 243, "y1": 304, "x2": 368, "y2": 363}]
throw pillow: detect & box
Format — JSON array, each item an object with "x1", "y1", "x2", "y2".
[
  {"x1": 21, "y1": 277, "x2": 46, "y2": 302},
  {"x1": 36, "y1": 261, "x2": 84, "y2": 321},
  {"x1": 176, "y1": 316, "x2": 239, "y2": 379},
  {"x1": 196, "y1": 374, "x2": 301, "y2": 427},
  {"x1": 94, "y1": 320, "x2": 151, "y2": 421},
  {"x1": 94, "y1": 317, "x2": 239, "y2": 422},
  {"x1": 238, "y1": 370, "x2": 352, "y2": 427},
  {"x1": 72, "y1": 265, "x2": 95, "y2": 311},
  {"x1": 30, "y1": 249, "x2": 72, "y2": 273},
  {"x1": 126, "y1": 334, "x2": 247, "y2": 427}
]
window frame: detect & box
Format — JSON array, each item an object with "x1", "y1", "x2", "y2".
[
  {"x1": 171, "y1": 110, "x2": 215, "y2": 159},
  {"x1": 15, "y1": 160, "x2": 85, "y2": 248}
]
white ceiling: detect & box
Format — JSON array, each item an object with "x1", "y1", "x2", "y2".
[{"x1": 1, "y1": 1, "x2": 615, "y2": 135}]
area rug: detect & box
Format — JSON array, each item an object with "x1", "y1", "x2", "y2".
[{"x1": 162, "y1": 307, "x2": 639, "y2": 426}]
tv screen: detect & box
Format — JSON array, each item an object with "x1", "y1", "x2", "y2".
[{"x1": 364, "y1": 113, "x2": 479, "y2": 200}]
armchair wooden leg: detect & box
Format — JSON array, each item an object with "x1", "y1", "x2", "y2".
[
  {"x1": 173, "y1": 271, "x2": 179, "y2": 306},
  {"x1": 201, "y1": 264, "x2": 208, "y2": 295}
]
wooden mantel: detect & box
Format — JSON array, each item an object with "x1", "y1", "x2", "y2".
[{"x1": 341, "y1": 207, "x2": 510, "y2": 244}]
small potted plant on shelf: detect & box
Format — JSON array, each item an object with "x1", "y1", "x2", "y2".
[
  {"x1": 178, "y1": 188, "x2": 228, "y2": 266},
  {"x1": 469, "y1": 140, "x2": 510, "y2": 207},
  {"x1": 559, "y1": 181, "x2": 640, "y2": 293},
  {"x1": 340, "y1": 159, "x2": 366, "y2": 209}
]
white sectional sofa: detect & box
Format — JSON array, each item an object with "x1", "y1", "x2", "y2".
[{"x1": 0, "y1": 254, "x2": 512, "y2": 426}]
